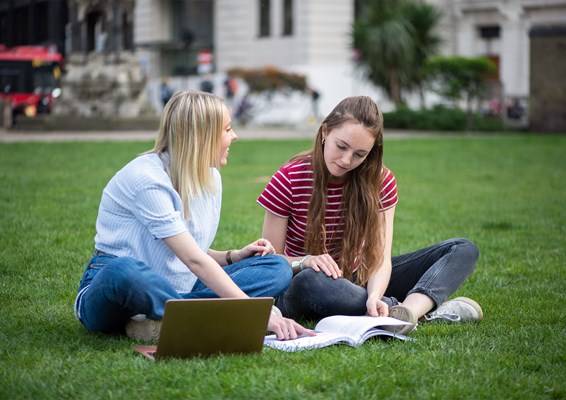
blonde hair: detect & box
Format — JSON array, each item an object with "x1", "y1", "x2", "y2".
[
  {"x1": 150, "y1": 90, "x2": 224, "y2": 218},
  {"x1": 292, "y1": 96, "x2": 385, "y2": 286}
]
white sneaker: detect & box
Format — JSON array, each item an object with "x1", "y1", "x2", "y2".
[
  {"x1": 125, "y1": 315, "x2": 162, "y2": 342},
  {"x1": 424, "y1": 297, "x2": 483, "y2": 323},
  {"x1": 384, "y1": 305, "x2": 418, "y2": 335}
]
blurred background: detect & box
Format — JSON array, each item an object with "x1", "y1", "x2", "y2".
[{"x1": 0, "y1": 0, "x2": 565, "y2": 132}]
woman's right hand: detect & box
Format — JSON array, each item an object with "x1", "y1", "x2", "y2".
[
  {"x1": 303, "y1": 254, "x2": 342, "y2": 279},
  {"x1": 268, "y1": 314, "x2": 315, "y2": 340}
]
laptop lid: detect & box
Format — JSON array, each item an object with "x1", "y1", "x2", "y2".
[{"x1": 136, "y1": 297, "x2": 273, "y2": 360}]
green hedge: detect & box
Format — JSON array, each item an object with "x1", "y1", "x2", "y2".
[{"x1": 383, "y1": 105, "x2": 509, "y2": 132}]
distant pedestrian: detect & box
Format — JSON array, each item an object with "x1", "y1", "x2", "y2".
[
  {"x1": 235, "y1": 93, "x2": 251, "y2": 125},
  {"x1": 309, "y1": 88, "x2": 321, "y2": 121},
  {"x1": 160, "y1": 77, "x2": 173, "y2": 108},
  {"x1": 200, "y1": 74, "x2": 214, "y2": 93},
  {"x1": 223, "y1": 76, "x2": 238, "y2": 110},
  {"x1": 507, "y1": 99, "x2": 524, "y2": 120}
]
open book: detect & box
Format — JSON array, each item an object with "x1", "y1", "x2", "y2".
[{"x1": 264, "y1": 315, "x2": 414, "y2": 352}]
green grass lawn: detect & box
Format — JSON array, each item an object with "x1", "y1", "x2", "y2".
[{"x1": 1, "y1": 134, "x2": 564, "y2": 399}]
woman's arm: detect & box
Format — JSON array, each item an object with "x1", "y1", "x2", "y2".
[
  {"x1": 165, "y1": 231, "x2": 313, "y2": 340},
  {"x1": 164, "y1": 232, "x2": 247, "y2": 298},
  {"x1": 261, "y1": 210, "x2": 289, "y2": 254},
  {"x1": 262, "y1": 210, "x2": 341, "y2": 277},
  {"x1": 208, "y1": 238, "x2": 275, "y2": 267},
  {"x1": 366, "y1": 206, "x2": 396, "y2": 316},
  {"x1": 261, "y1": 210, "x2": 303, "y2": 274}
]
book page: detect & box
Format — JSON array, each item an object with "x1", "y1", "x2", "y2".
[
  {"x1": 263, "y1": 332, "x2": 356, "y2": 352},
  {"x1": 263, "y1": 315, "x2": 413, "y2": 352},
  {"x1": 314, "y1": 315, "x2": 411, "y2": 343},
  {"x1": 359, "y1": 327, "x2": 412, "y2": 342}
]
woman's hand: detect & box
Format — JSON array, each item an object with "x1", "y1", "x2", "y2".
[
  {"x1": 233, "y1": 238, "x2": 276, "y2": 262},
  {"x1": 302, "y1": 254, "x2": 342, "y2": 279},
  {"x1": 268, "y1": 314, "x2": 316, "y2": 341},
  {"x1": 366, "y1": 297, "x2": 389, "y2": 317}
]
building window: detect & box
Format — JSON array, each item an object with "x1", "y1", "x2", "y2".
[
  {"x1": 479, "y1": 25, "x2": 500, "y2": 40},
  {"x1": 478, "y1": 25, "x2": 501, "y2": 80},
  {"x1": 259, "y1": 0, "x2": 270, "y2": 37},
  {"x1": 282, "y1": 0, "x2": 293, "y2": 36},
  {"x1": 478, "y1": 25, "x2": 500, "y2": 54}
]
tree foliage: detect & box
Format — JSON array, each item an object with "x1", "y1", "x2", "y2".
[
  {"x1": 426, "y1": 55, "x2": 497, "y2": 130},
  {"x1": 353, "y1": 0, "x2": 443, "y2": 107}
]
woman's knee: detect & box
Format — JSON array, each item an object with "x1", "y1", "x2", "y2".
[
  {"x1": 291, "y1": 269, "x2": 336, "y2": 295},
  {"x1": 255, "y1": 254, "x2": 292, "y2": 280},
  {"x1": 255, "y1": 254, "x2": 293, "y2": 294},
  {"x1": 289, "y1": 269, "x2": 367, "y2": 316},
  {"x1": 455, "y1": 238, "x2": 480, "y2": 263},
  {"x1": 264, "y1": 254, "x2": 290, "y2": 268}
]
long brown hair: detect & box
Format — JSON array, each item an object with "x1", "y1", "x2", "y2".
[
  {"x1": 292, "y1": 96, "x2": 385, "y2": 286},
  {"x1": 150, "y1": 90, "x2": 224, "y2": 218}
]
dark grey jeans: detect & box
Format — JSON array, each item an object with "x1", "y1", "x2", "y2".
[{"x1": 275, "y1": 238, "x2": 479, "y2": 320}]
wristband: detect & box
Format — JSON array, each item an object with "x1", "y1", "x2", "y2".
[
  {"x1": 226, "y1": 249, "x2": 236, "y2": 265},
  {"x1": 291, "y1": 255, "x2": 310, "y2": 271}
]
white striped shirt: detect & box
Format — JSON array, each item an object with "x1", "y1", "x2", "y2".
[
  {"x1": 257, "y1": 159, "x2": 398, "y2": 259},
  {"x1": 93, "y1": 153, "x2": 222, "y2": 293}
]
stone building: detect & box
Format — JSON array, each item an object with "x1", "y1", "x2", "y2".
[
  {"x1": 433, "y1": 0, "x2": 566, "y2": 130},
  {"x1": 2, "y1": 0, "x2": 565, "y2": 130},
  {"x1": 135, "y1": 0, "x2": 377, "y2": 121},
  {"x1": 54, "y1": 0, "x2": 154, "y2": 119},
  {"x1": 529, "y1": 26, "x2": 566, "y2": 132},
  {"x1": 134, "y1": 0, "x2": 566, "y2": 128}
]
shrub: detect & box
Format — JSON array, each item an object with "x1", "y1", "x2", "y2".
[
  {"x1": 227, "y1": 66, "x2": 307, "y2": 94},
  {"x1": 383, "y1": 105, "x2": 509, "y2": 132}
]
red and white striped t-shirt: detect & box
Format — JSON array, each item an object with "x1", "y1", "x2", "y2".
[{"x1": 257, "y1": 159, "x2": 398, "y2": 257}]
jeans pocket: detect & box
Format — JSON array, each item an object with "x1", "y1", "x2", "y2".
[{"x1": 78, "y1": 261, "x2": 105, "y2": 291}]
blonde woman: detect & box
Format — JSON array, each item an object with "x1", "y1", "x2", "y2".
[
  {"x1": 258, "y1": 96, "x2": 482, "y2": 334},
  {"x1": 75, "y1": 91, "x2": 309, "y2": 341}
]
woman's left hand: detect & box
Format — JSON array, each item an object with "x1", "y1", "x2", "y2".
[
  {"x1": 234, "y1": 238, "x2": 276, "y2": 261},
  {"x1": 366, "y1": 297, "x2": 389, "y2": 317}
]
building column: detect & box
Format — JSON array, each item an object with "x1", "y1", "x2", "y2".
[
  {"x1": 69, "y1": 2, "x2": 82, "y2": 53},
  {"x1": 499, "y1": 3, "x2": 527, "y2": 99}
]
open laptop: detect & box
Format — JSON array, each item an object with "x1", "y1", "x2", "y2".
[{"x1": 133, "y1": 297, "x2": 273, "y2": 360}]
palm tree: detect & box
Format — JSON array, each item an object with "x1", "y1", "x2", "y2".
[
  {"x1": 404, "y1": 1, "x2": 443, "y2": 107},
  {"x1": 353, "y1": 0, "x2": 443, "y2": 108}
]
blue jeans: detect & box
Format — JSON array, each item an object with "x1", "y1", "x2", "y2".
[
  {"x1": 275, "y1": 238, "x2": 479, "y2": 320},
  {"x1": 75, "y1": 253, "x2": 291, "y2": 334}
]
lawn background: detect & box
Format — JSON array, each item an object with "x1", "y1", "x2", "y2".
[{"x1": 0, "y1": 134, "x2": 564, "y2": 399}]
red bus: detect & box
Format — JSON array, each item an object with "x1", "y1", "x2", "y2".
[{"x1": 0, "y1": 44, "x2": 63, "y2": 122}]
